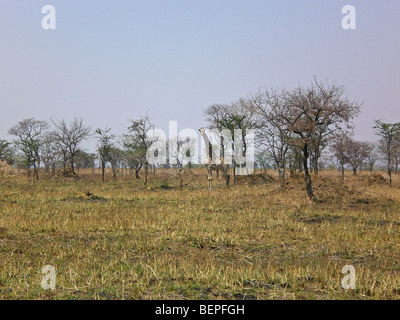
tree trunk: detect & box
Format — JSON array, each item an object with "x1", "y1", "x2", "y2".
[
  {"x1": 144, "y1": 163, "x2": 148, "y2": 185},
  {"x1": 233, "y1": 163, "x2": 236, "y2": 185},
  {"x1": 179, "y1": 169, "x2": 183, "y2": 190},
  {"x1": 33, "y1": 166, "x2": 39, "y2": 181},
  {"x1": 70, "y1": 157, "x2": 75, "y2": 174},
  {"x1": 303, "y1": 146, "x2": 314, "y2": 200},
  {"x1": 341, "y1": 164, "x2": 345, "y2": 184}
]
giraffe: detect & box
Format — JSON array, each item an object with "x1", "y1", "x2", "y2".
[{"x1": 199, "y1": 128, "x2": 230, "y2": 190}]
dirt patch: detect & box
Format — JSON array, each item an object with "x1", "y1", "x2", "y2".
[
  {"x1": 52, "y1": 166, "x2": 80, "y2": 180},
  {"x1": 235, "y1": 174, "x2": 276, "y2": 185},
  {"x1": 364, "y1": 174, "x2": 387, "y2": 186}
]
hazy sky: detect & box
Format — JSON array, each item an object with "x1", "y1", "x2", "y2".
[{"x1": 1, "y1": 1, "x2": 400, "y2": 152}]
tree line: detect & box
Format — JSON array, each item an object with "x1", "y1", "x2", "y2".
[
  {"x1": 1, "y1": 78, "x2": 399, "y2": 200},
  {"x1": 0, "y1": 116, "x2": 145, "y2": 183}
]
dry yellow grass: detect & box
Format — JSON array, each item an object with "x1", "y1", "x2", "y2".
[
  {"x1": 0, "y1": 169, "x2": 400, "y2": 300},
  {"x1": 0, "y1": 161, "x2": 16, "y2": 177}
]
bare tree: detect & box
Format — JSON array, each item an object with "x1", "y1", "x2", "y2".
[
  {"x1": 330, "y1": 132, "x2": 352, "y2": 183},
  {"x1": 203, "y1": 103, "x2": 231, "y2": 178},
  {"x1": 346, "y1": 139, "x2": 371, "y2": 175},
  {"x1": 169, "y1": 136, "x2": 195, "y2": 189},
  {"x1": 250, "y1": 88, "x2": 292, "y2": 184},
  {"x1": 126, "y1": 114, "x2": 155, "y2": 185},
  {"x1": 50, "y1": 130, "x2": 69, "y2": 176},
  {"x1": 254, "y1": 79, "x2": 360, "y2": 200},
  {"x1": 41, "y1": 132, "x2": 61, "y2": 176},
  {"x1": 52, "y1": 118, "x2": 91, "y2": 175},
  {"x1": 8, "y1": 118, "x2": 49, "y2": 180},
  {"x1": 287, "y1": 80, "x2": 360, "y2": 199}
]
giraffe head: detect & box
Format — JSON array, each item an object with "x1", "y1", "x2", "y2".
[{"x1": 199, "y1": 127, "x2": 205, "y2": 135}]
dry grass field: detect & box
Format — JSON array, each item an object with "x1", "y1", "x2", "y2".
[{"x1": 1, "y1": 167, "x2": 400, "y2": 300}]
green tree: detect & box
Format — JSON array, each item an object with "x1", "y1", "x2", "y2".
[
  {"x1": 0, "y1": 139, "x2": 13, "y2": 164},
  {"x1": 126, "y1": 114, "x2": 155, "y2": 185},
  {"x1": 8, "y1": 118, "x2": 49, "y2": 180},
  {"x1": 373, "y1": 120, "x2": 400, "y2": 187},
  {"x1": 95, "y1": 128, "x2": 114, "y2": 182}
]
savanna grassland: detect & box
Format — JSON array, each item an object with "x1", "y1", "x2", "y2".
[{"x1": 1, "y1": 168, "x2": 400, "y2": 300}]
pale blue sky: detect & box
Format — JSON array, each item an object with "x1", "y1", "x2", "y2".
[{"x1": 1, "y1": 1, "x2": 400, "y2": 151}]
